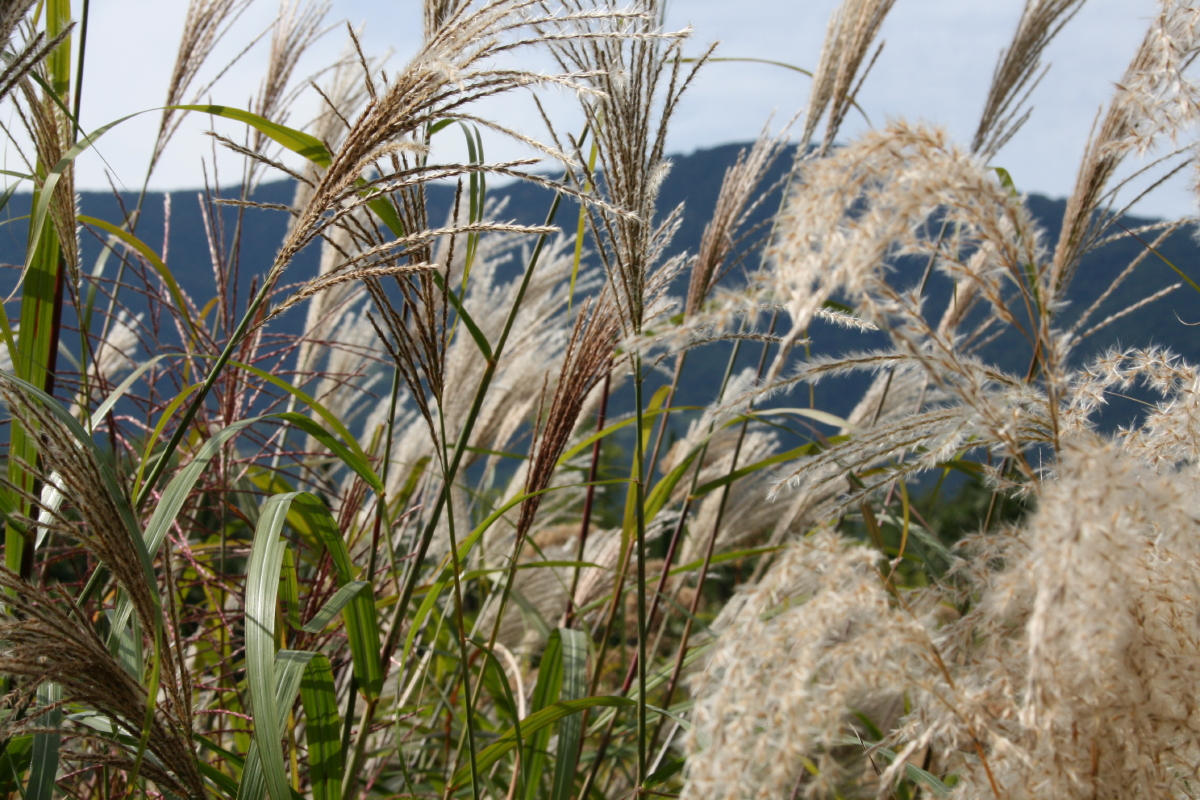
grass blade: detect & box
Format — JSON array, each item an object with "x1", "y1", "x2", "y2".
[
  {"x1": 237, "y1": 650, "x2": 318, "y2": 800},
  {"x1": 26, "y1": 682, "x2": 61, "y2": 800},
  {"x1": 298, "y1": 654, "x2": 342, "y2": 800},
  {"x1": 243, "y1": 493, "x2": 295, "y2": 800},
  {"x1": 301, "y1": 580, "x2": 370, "y2": 634},
  {"x1": 549, "y1": 629, "x2": 588, "y2": 800},
  {"x1": 286, "y1": 493, "x2": 383, "y2": 699}
]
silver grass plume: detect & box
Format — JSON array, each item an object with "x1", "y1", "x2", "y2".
[
  {"x1": 150, "y1": 0, "x2": 256, "y2": 179},
  {"x1": 683, "y1": 530, "x2": 937, "y2": 800},
  {"x1": 1051, "y1": 0, "x2": 1200, "y2": 295},
  {"x1": 0, "y1": 378, "x2": 202, "y2": 797},
  {"x1": 972, "y1": 0, "x2": 1087, "y2": 158},
  {"x1": 549, "y1": 0, "x2": 702, "y2": 337},
  {"x1": 0, "y1": 4, "x2": 72, "y2": 106},
  {"x1": 0, "y1": 570, "x2": 205, "y2": 799},
  {"x1": 802, "y1": 0, "x2": 897, "y2": 154},
  {"x1": 13, "y1": 64, "x2": 80, "y2": 285}
]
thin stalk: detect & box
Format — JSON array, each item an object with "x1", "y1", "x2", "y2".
[
  {"x1": 564, "y1": 368, "x2": 611, "y2": 627},
  {"x1": 357, "y1": 192, "x2": 567, "y2": 800},
  {"x1": 577, "y1": 329, "x2": 747, "y2": 800},
  {"x1": 434, "y1": 407, "x2": 482, "y2": 800},
  {"x1": 631, "y1": 350, "x2": 649, "y2": 795},
  {"x1": 133, "y1": 278, "x2": 272, "y2": 508},
  {"x1": 648, "y1": 312, "x2": 779, "y2": 752},
  {"x1": 644, "y1": 350, "x2": 687, "y2": 481},
  {"x1": 383, "y1": 191, "x2": 563, "y2": 669}
]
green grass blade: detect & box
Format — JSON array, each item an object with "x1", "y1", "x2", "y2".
[
  {"x1": 691, "y1": 440, "x2": 832, "y2": 498},
  {"x1": 644, "y1": 444, "x2": 701, "y2": 523},
  {"x1": 26, "y1": 682, "x2": 61, "y2": 800},
  {"x1": 7, "y1": 216, "x2": 62, "y2": 576},
  {"x1": 131, "y1": 382, "x2": 201, "y2": 498},
  {"x1": 101, "y1": 416, "x2": 263, "y2": 643},
  {"x1": 555, "y1": 406, "x2": 700, "y2": 469},
  {"x1": 523, "y1": 629, "x2": 565, "y2": 800},
  {"x1": 237, "y1": 650, "x2": 318, "y2": 800},
  {"x1": 87, "y1": 353, "x2": 168, "y2": 426},
  {"x1": 228, "y1": 362, "x2": 380, "y2": 484},
  {"x1": 286, "y1": 493, "x2": 383, "y2": 699},
  {"x1": 298, "y1": 654, "x2": 342, "y2": 800},
  {"x1": 549, "y1": 629, "x2": 588, "y2": 800},
  {"x1": 199, "y1": 760, "x2": 241, "y2": 799},
  {"x1": 427, "y1": 270, "x2": 493, "y2": 361},
  {"x1": 165, "y1": 105, "x2": 410, "y2": 241},
  {"x1": 171, "y1": 105, "x2": 331, "y2": 166},
  {"x1": 271, "y1": 412, "x2": 383, "y2": 494},
  {"x1": 301, "y1": 580, "x2": 370, "y2": 634},
  {"x1": 244, "y1": 494, "x2": 295, "y2": 800},
  {"x1": 280, "y1": 548, "x2": 301, "y2": 629}
]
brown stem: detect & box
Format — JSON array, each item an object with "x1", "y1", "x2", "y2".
[{"x1": 565, "y1": 368, "x2": 611, "y2": 627}]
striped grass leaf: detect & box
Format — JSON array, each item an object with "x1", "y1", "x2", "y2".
[
  {"x1": 520, "y1": 630, "x2": 565, "y2": 800},
  {"x1": 297, "y1": 654, "x2": 342, "y2": 800},
  {"x1": 280, "y1": 548, "x2": 302, "y2": 630},
  {"x1": 549, "y1": 628, "x2": 589, "y2": 800},
  {"x1": 103, "y1": 416, "x2": 265, "y2": 643},
  {"x1": 26, "y1": 682, "x2": 61, "y2": 800},
  {"x1": 236, "y1": 650, "x2": 318, "y2": 800},
  {"x1": 301, "y1": 580, "x2": 370, "y2": 634},
  {"x1": 285, "y1": 493, "x2": 383, "y2": 699},
  {"x1": 458, "y1": 122, "x2": 485, "y2": 286},
  {"x1": 243, "y1": 494, "x2": 298, "y2": 800}
]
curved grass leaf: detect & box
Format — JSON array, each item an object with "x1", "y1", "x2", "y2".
[
  {"x1": 131, "y1": 382, "x2": 201, "y2": 499},
  {"x1": 26, "y1": 682, "x2": 61, "y2": 800},
  {"x1": 271, "y1": 412, "x2": 383, "y2": 495},
  {"x1": 301, "y1": 580, "x2": 369, "y2": 634},
  {"x1": 172, "y1": 105, "x2": 331, "y2": 166},
  {"x1": 237, "y1": 649, "x2": 318, "y2": 800},
  {"x1": 78, "y1": 217, "x2": 200, "y2": 345},
  {"x1": 549, "y1": 629, "x2": 588, "y2": 800},
  {"x1": 243, "y1": 494, "x2": 295, "y2": 800},
  {"x1": 521, "y1": 631, "x2": 564, "y2": 800},
  {"x1": 298, "y1": 653, "x2": 341, "y2": 800},
  {"x1": 228, "y1": 361, "x2": 381, "y2": 493},
  {"x1": 285, "y1": 493, "x2": 383, "y2": 699}
]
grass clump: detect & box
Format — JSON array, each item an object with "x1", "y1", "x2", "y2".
[{"x1": 0, "y1": 1, "x2": 1198, "y2": 800}]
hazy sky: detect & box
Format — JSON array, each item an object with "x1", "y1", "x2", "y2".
[{"x1": 46, "y1": 0, "x2": 1192, "y2": 218}]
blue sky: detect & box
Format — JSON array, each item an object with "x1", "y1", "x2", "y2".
[{"x1": 54, "y1": 0, "x2": 1191, "y2": 218}]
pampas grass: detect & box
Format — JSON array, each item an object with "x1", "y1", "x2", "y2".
[{"x1": 3, "y1": 1, "x2": 1200, "y2": 800}]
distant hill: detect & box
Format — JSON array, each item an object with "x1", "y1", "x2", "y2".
[{"x1": 0, "y1": 142, "x2": 1196, "y2": 432}]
